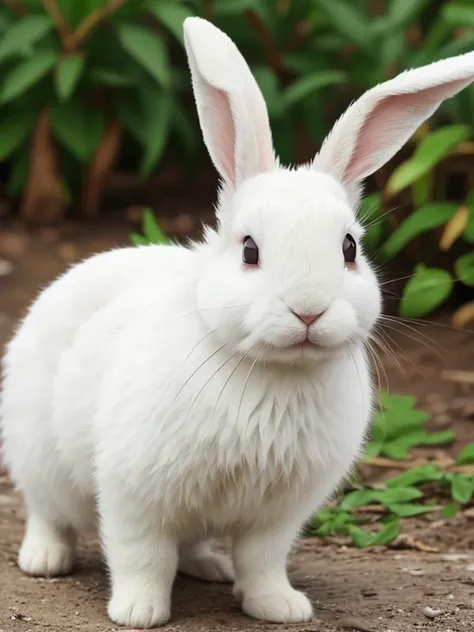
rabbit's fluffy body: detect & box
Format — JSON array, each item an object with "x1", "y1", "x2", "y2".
[
  {"x1": 3, "y1": 15, "x2": 474, "y2": 630},
  {"x1": 1, "y1": 169, "x2": 375, "y2": 536}
]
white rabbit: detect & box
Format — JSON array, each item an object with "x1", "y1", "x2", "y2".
[{"x1": 2, "y1": 16, "x2": 474, "y2": 629}]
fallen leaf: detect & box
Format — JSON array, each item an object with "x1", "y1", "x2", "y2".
[
  {"x1": 441, "y1": 369, "x2": 474, "y2": 385},
  {"x1": 452, "y1": 302, "x2": 474, "y2": 328},
  {"x1": 391, "y1": 534, "x2": 439, "y2": 553},
  {"x1": 439, "y1": 205, "x2": 469, "y2": 250}
]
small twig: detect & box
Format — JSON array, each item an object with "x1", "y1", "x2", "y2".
[
  {"x1": 364, "y1": 456, "x2": 415, "y2": 470},
  {"x1": 245, "y1": 9, "x2": 284, "y2": 73},
  {"x1": 201, "y1": 0, "x2": 213, "y2": 21},
  {"x1": 70, "y1": 0, "x2": 128, "y2": 49},
  {"x1": 441, "y1": 369, "x2": 474, "y2": 385},
  {"x1": 41, "y1": 0, "x2": 72, "y2": 50}
]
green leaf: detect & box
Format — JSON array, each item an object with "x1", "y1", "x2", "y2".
[
  {"x1": 389, "y1": 0, "x2": 429, "y2": 26},
  {"x1": 387, "y1": 125, "x2": 472, "y2": 195},
  {"x1": 0, "y1": 15, "x2": 53, "y2": 62},
  {"x1": 142, "y1": 208, "x2": 169, "y2": 244},
  {"x1": 146, "y1": 0, "x2": 193, "y2": 44},
  {"x1": 130, "y1": 233, "x2": 149, "y2": 246},
  {"x1": 381, "y1": 203, "x2": 457, "y2": 259},
  {"x1": 373, "y1": 487, "x2": 423, "y2": 506},
  {"x1": 273, "y1": 116, "x2": 295, "y2": 164},
  {"x1": 440, "y1": 502, "x2": 458, "y2": 519},
  {"x1": 281, "y1": 71, "x2": 347, "y2": 110},
  {"x1": 315, "y1": 0, "x2": 370, "y2": 49},
  {"x1": 399, "y1": 265, "x2": 454, "y2": 318},
  {"x1": 456, "y1": 252, "x2": 474, "y2": 287},
  {"x1": 139, "y1": 90, "x2": 173, "y2": 176},
  {"x1": 0, "y1": 109, "x2": 35, "y2": 160},
  {"x1": 89, "y1": 67, "x2": 136, "y2": 87},
  {"x1": 383, "y1": 408, "x2": 430, "y2": 442},
  {"x1": 451, "y1": 473, "x2": 474, "y2": 504},
  {"x1": 346, "y1": 525, "x2": 375, "y2": 548},
  {"x1": 383, "y1": 430, "x2": 455, "y2": 460},
  {"x1": 7, "y1": 151, "x2": 28, "y2": 197},
  {"x1": 370, "y1": 518, "x2": 400, "y2": 546},
  {"x1": 411, "y1": 430, "x2": 456, "y2": 446},
  {"x1": 214, "y1": 0, "x2": 256, "y2": 16},
  {"x1": 386, "y1": 503, "x2": 433, "y2": 517},
  {"x1": 51, "y1": 99, "x2": 106, "y2": 162},
  {"x1": 380, "y1": 392, "x2": 416, "y2": 412},
  {"x1": 464, "y1": 204, "x2": 474, "y2": 243},
  {"x1": 116, "y1": 23, "x2": 169, "y2": 87},
  {"x1": 55, "y1": 54, "x2": 85, "y2": 100},
  {"x1": 0, "y1": 52, "x2": 57, "y2": 104},
  {"x1": 339, "y1": 489, "x2": 379, "y2": 510},
  {"x1": 387, "y1": 465, "x2": 445, "y2": 488},
  {"x1": 442, "y1": 2, "x2": 474, "y2": 28},
  {"x1": 365, "y1": 416, "x2": 385, "y2": 458},
  {"x1": 456, "y1": 443, "x2": 474, "y2": 466},
  {"x1": 253, "y1": 66, "x2": 282, "y2": 118}
]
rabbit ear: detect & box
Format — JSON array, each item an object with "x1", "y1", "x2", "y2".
[
  {"x1": 313, "y1": 51, "x2": 474, "y2": 198},
  {"x1": 183, "y1": 17, "x2": 275, "y2": 189}
]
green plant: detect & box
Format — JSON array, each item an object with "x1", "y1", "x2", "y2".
[
  {"x1": 310, "y1": 392, "x2": 474, "y2": 548},
  {"x1": 358, "y1": 123, "x2": 474, "y2": 321},
  {"x1": 0, "y1": 0, "x2": 195, "y2": 222},
  {"x1": 130, "y1": 207, "x2": 170, "y2": 245}
]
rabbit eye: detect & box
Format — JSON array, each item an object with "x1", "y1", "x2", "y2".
[
  {"x1": 242, "y1": 236, "x2": 259, "y2": 266},
  {"x1": 343, "y1": 234, "x2": 356, "y2": 264}
]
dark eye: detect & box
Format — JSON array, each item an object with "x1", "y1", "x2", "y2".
[
  {"x1": 343, "y1": 234, "x2": 356, "y2": 264},
  {"x1": 242, "y1": 236, "x2": 259, "y2": 266}
]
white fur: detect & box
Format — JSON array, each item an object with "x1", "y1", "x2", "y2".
[{"x1": 2, "y1": 16, "x2": 474, "y2": 629}]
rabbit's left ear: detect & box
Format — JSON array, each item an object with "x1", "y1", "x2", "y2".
[
  {"x1": 183, "y1": 17, "x2": 275, "y2": 189},
  {"x1": 313, "y1": 51, "x2": 474, "y2": 200}
]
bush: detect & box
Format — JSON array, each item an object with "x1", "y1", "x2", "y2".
[
  {"x1": 2, "y1": 0, "x2": 474, "y2": 324},
  {"x1": 0, "y1": 0, "x2": 195, "y2": 222}
]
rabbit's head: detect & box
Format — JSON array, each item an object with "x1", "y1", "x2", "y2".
[{"x1": 184, "y1": 17, "x2": 474, "y2": 364}]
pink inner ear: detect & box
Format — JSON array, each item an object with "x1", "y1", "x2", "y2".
[
  {"x1": 203, "y1": 86, "x2": 236, "y2": 187},
  {"x1": 343, "y1": 79, "x2": 471, "y2": 184}
]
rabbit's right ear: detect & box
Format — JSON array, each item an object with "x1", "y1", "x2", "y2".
[
  {"x1": 313, "y1": 51, "x2": 474, "y2": 202},
  {"x1": 183, "y1": 17, "x2": 275, "y2": 189}
]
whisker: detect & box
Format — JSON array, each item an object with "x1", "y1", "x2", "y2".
[
  {"x1": 212, "y1": 344, "x2": 258, "y2": 416},
  {"x1": 184, "y1": 349, "x2": 242, "y2": 423},
  {"x1": 236, "y1": 344, "x2": 266, "y2": 425},
  {"x1": 172, "y1": 338, "x2": 235, "y2": 405},
  {"x1": 379, "y1": 316, "x2": 444, "y2": 357},
  {"x1": 371, "y1": 330, "x2": 407, "y2": 379}
]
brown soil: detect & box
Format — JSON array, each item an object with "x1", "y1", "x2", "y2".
[{"x1": 1, "y1": 220, "x2": 474, "y2": 632}]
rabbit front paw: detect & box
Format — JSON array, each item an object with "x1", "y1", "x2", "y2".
[{"x1": 240, "y1": 586, "x2": 313, "y2": 623}]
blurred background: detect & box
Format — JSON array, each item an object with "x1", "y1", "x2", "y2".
[
  {"x1": 1, "y1": 2, "x2": 474, "y2": 629},
  {"x1": 0, "y1": 0, "x2": 474, "y2": 334}
]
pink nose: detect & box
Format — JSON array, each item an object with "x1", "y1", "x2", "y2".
[{"x1": 292, "y1": 311, "x2": 325, "y2": 326}]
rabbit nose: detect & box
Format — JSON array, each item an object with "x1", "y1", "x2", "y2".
[{"x1": 291, "y1": 310, "x2": 326, "y2": 326}]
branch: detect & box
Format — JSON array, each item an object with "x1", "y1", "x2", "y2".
[
  {"x1": 41, "y1": 0, "x2": 72, "y2": 50},
  {"x1": 71, "y1": 0, "x2": 128, "y2": 48},
  {"x1": 245, "y1": 9, "x2": 284, "y2": 73}
]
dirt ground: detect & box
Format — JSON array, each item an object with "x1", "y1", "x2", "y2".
[{"x1": 1, "y1": 220, "x2": 474, "y2": 632}]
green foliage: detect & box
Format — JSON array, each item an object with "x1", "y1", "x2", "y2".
[
  {"x1": 130, "y1": 207, "x2": 171, "y2": 246},
  {"x1": 4, "y1": 0, "x2": 474, "y2": 213},
  {"x1": 0, "y1": 0, "x2": 199, "y2": 206},
  {"x1": 310, "y1": 391, "x2": 474, "y2": 548},
  {"x1": 386, "y1": 126, "x2": 472, "y2": 196}
]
